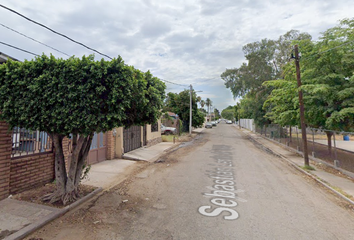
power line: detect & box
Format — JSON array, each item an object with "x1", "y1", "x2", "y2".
[
  {"x1": 0, "y1": 41, "x2": 39, "y2": 56},
  {"x1": 0, "y1": 4, "x2": 113, "y2": 59},
  {"x1": 160, "y1": 79, "x2": 189, "y2": 87},
  {"x1": 301, "y1": 39, "x2": 354, "y2": 61},
  {"x1": 0, "y1": 40, "x2": 191, "y2": 87},
  {"x1": 0, "y1": 4, "x2": 196, "y2": 86},
  {"x1": 0, "y1": 22, "x2": 71, "y2": 57}
]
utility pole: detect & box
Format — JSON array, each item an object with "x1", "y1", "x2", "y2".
[
  {"x1": 294, "y1": 45, "x2": 310, "y2": 166},
  {"x1": 189, "y1": 84, "x2": 192, "y2": 136}
]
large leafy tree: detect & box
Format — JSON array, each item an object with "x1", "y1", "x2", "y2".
[
  {"x1": 222, "y1": 31, "x2": 311, "y2": 127},
  {"x1": 302, "y1": 18, "x2": 354, "y2": 131},
  {"x1": 263, "y1": 63, "x2": 300, "y2": 127},
  {"x1": 164, "y1": 90, "x2": 205, "y2": 131},
  {"x1": 0, "y1": 54, "x2": 165, "y2": 204},
  {"x1": 300, "y1": 18, "x2": 354, "y2": 150},
  {"x1": 221, "y1": 106, "x2": 236, "y2": 120},
  {"x1": 263, "y1": 18, "x2": 354, "y2": 152}
]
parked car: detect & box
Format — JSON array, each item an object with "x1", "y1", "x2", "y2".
[
  {"x1": 211, "y1": 121, "x2": 217, "y2": 126},
  {"x1": 205, "y1": 122, "x2": 213, "y2": 128},
  {"x1": 161, "y1": 124, "x2": 177, "y2": 135},
  {"x1": 226, "y1": 120, "x2": 232, "y2": 124}
]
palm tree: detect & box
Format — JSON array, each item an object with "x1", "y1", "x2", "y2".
[
  {"x1": 200, "y1": 99, "x2": 205, "y2": 109},
  {"x1": 206, "y1": 98, "x2": 212, "y2": 120}
]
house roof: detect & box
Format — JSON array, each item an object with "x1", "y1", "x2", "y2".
[
  {"x1": 0, "y1": 52, "x2": 19, "y2": 64},
  {"x1": 167, "y1": 111, "x2": 178, "y2": 117}
]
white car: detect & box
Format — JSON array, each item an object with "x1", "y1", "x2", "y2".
[
  {"x1": 161, "y1": 124, "x2": 177, "y2": 135},
  {"x1": 226, "y1": 120, "x2": 232, "y2": 124}
]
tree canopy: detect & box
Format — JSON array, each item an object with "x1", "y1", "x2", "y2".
[
  {"x1": 263, "y1": 18, "x2": 354, "y2": 132},
  {"x1": 0, "y1": 54, "x2": 166, "y2": 204},
  {"x1": 221, "y1": 106, "x2": 236, "y2": 120},
  {"x1": 163, "y1": 90, "x2": 205, "y2": 130}
]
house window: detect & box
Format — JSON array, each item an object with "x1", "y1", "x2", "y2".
[
  {"x1": 151, "y1": 123, "x2": 159, "y2": 132},
  {"x1": 12, "y1": 127, "x2": 53, "y2": 158}
]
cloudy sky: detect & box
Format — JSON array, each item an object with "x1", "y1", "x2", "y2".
[{"x1": 1, "y1": 0, "x2": 353, "y2": 112}]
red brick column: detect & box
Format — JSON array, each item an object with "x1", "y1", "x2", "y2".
[
  {"x1": 106, "y1": 130, "x2": 114, "y2": 160},
  {"x1": 0, "y1": 121, "x2": 12, "y2": 200}
]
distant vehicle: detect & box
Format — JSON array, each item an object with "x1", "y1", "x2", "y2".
[
  {"x1": 161, "y1": 124, "x2": 176, "y2": 135},
  {"x1": 211, "y1": 121, "x2": 217, "y2": 126},
  {"x1": 226, "y1": 120, "x2": 232, "y2": 124},
  {"x1": 205, "y1": 122, "x2": 213, "y2": 128}
]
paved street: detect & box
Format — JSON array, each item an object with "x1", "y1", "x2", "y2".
[{"x1": 26, "y1": 122, "x2": 354, "y2": 240}]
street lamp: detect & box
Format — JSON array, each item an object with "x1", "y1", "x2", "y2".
[{"x1": 189, "y1": 84, "x2": 202, "y2": 135}]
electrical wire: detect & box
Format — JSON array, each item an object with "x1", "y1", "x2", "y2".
[
  {"x1": 0, "y1": 22, "x2": 70, "y2": 57},
  {"x1": 0, "y1": 4, "x2": 191, "y2": 87},
  {"x1": 0, "y1": 41, "x2": 39, "y2": 56},
  {"x1": 300, "y1": 39, "x2": 354, "y2": 61},
  {"x1": 160, "y1": 79, "x2": 189, "y2": 87},
  {"x1": 0, "y1": 4, "x2": 113, "y2": 59},
  {"x1": 0, "y1": 39, "x2": 189, "y2": 87}
]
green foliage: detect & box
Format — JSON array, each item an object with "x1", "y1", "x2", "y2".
[
  {"x1": 221, "y1": 106, "x2": 235, "y2": 120},
  {"x1": 163, "y1": 90, "x2": 205, "y2": 130},
  {"x1": 213, "y1": 108, "x2": 221, "y2": 120},
  {"x1": 300, "y1": 18, "x2": 354, "y2": 131},
  {"x1": 205, "y1": 98, "x2": 212, "y2": 114},
  {"x1": 262, "y1": 18, "x2": 354, "y2": 133},
  {"x1": 221, "y1": 30, "x2": 311, "y2": 127},
  {"x1": 239, "y1": 91, "x2": 271, "y2": 127},
  {"x1": 0, "y1": 54, "x2": 166, "y2": 135},
  {"x1": 263, "y1": 64, "x2": 299, "y2": 126}
]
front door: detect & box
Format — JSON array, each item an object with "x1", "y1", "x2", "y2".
[{"x1": 88, "y1": 132, "x2": 107, "y2": 164}]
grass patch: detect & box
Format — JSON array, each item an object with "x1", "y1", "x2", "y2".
[
  {"x1": 331, "y1": 186, "x2": 354, "y2": 200},
  {"x1": 162, "y1": 135, "x2": 176, "y2": 142},
  {"x1": 301, "y1": 165, "x2": 316, "y2": 171}
]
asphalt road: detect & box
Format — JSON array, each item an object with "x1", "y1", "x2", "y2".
[
  {"x1": 26, "y1": 122, "x2": 354, "y2": 240},
  {"x1": 115, "y1": 123, "x2": 354, "y2": 239}
]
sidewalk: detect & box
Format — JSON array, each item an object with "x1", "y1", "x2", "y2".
[
  {"x1": 236, "y1": 126, "x2": 354, "y2": 204},
  {"x1": 0, "y1": 141, "x2": 180, "y2": 240}
]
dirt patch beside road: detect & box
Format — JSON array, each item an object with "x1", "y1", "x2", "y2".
[{"x1": 24, "y1": 133, "x2": 207, "y2": 240}]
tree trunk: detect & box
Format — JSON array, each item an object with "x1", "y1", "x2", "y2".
[
  {"x1": 64, "y1": 134, "x2": 93, "y2": 205},
  {"x1": 74, "y1": 134, "x2": 93, "y2": 187},
  {"x1": 325, "y1": 131, "x2": 333, "y2": 155},
  {"x1": 289, "y1": 127, "x2": 292, "y2": 142},
  {"x1": 43, "y1": 134, "x2": 67, "y2": 203},
  {"x1": 44, "y1": 133, "x2": 93, "y2": 205}
]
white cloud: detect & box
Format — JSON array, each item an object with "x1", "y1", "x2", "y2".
[{"x1": 1, "y1": 0, "x2": 354, "y2": 111}]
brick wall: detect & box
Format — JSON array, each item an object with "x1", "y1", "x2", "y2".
[
  {"x1": 106, "y1": 130, "x2": 114, "y2": 160},
  {"x1": 0, "y1": 121, "x2": 11, "y2": 200},
  {"x1": 10, "y1": 152, "x2": 55, "y2": 194}
]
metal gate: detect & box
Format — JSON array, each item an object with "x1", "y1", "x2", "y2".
[
  {"x1": 88, "y1": 132, "x2": 107, "y2": 164},
  {"x1": 123, "y1": 126, "x2": 141, "y2": 153},
  {"x1": 143, "y1": 125, "x2": 147, "y2": 146}
]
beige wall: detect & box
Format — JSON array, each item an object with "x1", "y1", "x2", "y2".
[
  {"x1": 113, "y1": 120, "x2": 162, "y2": 158},
  {"x1": 114, "y1": 127, "x2": 124, "y2": 158},
  {"x1": 147, "y1": 119, "x2": 162, "y2": 141}
]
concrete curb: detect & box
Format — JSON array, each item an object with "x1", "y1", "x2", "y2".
[
  {"x1": 243, "y1": 131, "x2": 354, "y2": 207},
  {"x1": 152, "y1": 142, "x2": 182, "y2": 163},
  {"x1": 5, "y1": 187, "x2": 103, "y2": 240}
]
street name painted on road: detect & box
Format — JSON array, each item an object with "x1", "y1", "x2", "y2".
[{"x1": 198, "y1": 145, "x2": 244, "y2": 220}]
